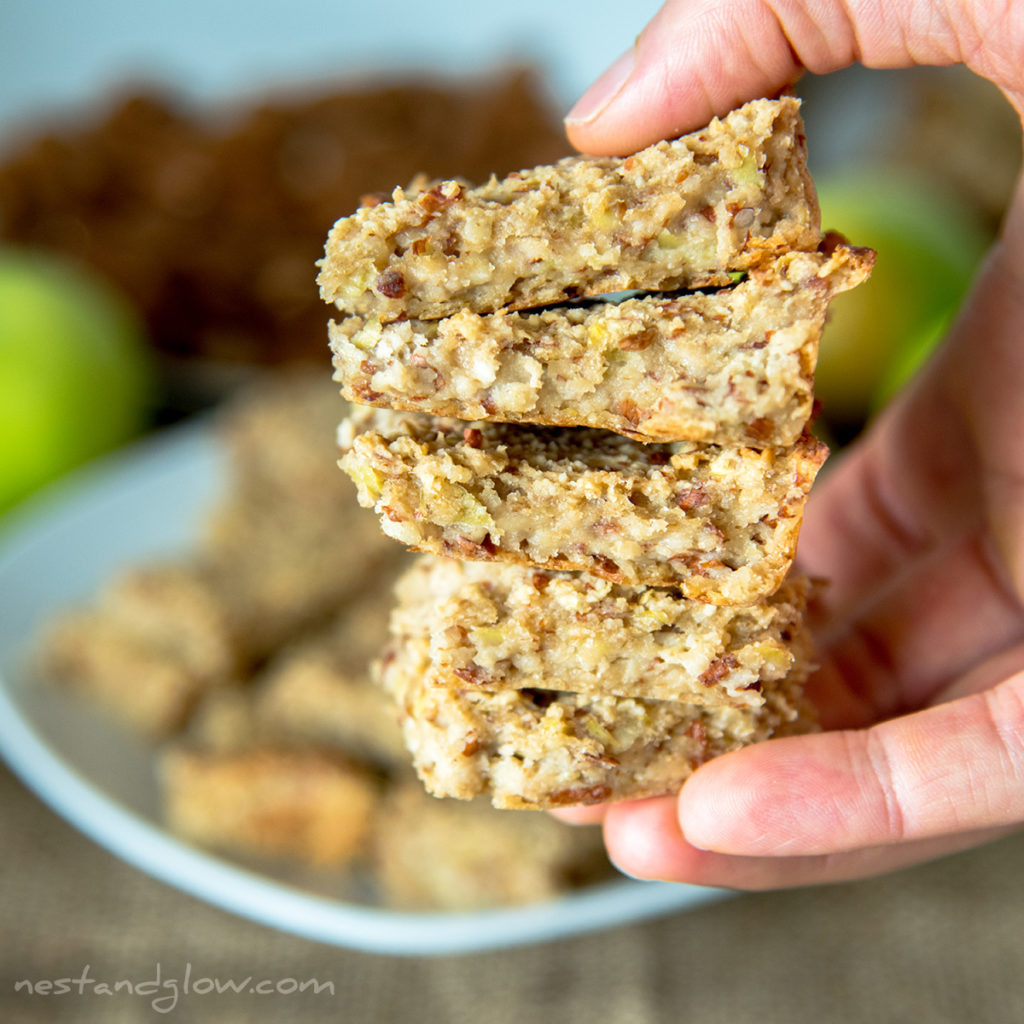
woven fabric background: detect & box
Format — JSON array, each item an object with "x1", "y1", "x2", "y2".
[{"x1": 3, "y1": 763, "x2": 1023, "y2": 1023}]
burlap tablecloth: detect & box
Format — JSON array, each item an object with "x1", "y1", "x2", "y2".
[{"x1": 2, "y1": 761, "x2": 1023, "y2": 1023}]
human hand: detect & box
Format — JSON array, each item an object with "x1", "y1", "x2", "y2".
[{"x1": 558, "y1": 0, "x2": 1024, "y2": 888}]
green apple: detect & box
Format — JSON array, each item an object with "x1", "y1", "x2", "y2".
[
  {"x1": 0, "y1": 250, "x2": 152, "y2": 513},
  {"x1": 813, "y1": 174, "x2": 988, "y2": 426},
  {"x1": 872, "y1": 311, "x2": 950, "y2": 411}
]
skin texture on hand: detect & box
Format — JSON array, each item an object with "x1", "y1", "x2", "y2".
[
  {"x1": 558, "y1": 0, "x2": 1024, "y2": 889},
  {"x1": 565, "y1": 0, "x2": 1024, "y2": 155}
]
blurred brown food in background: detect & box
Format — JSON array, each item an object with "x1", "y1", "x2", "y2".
[
  {"x1": 0, "y1": 68, "x2": 568, "y2": 410},
  {"x1": 888, "y1": 69, "x2": 1021, "y2": 233}
]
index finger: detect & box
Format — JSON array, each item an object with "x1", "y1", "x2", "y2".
[
  {"x1": 566, "y1": 0, "x2": 807, "y2": 154},
  {"x1": 564, "y1": 0, "x2": 1024, "y2": 156}
]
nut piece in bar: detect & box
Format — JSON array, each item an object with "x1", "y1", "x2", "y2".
[
  {"x1": 392, "y1": 554, "x2": 815, "y2": 705},
  {"x1": 338, "y1": 408, "x2": 827, "y2": 604},
  {"x1": 318, "y1": 98, "x2": 820, "y2": 322},
  {"x1": 331, "y1": 243, "x2": 873, "y2": 446}
]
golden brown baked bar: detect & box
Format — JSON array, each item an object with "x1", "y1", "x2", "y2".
[
  {"x1": 372, "y1": 783, "x2": 611, "y2": 910},
  {"x1": 200, "y1": 375, "x2": 399, "y2": 651},
  {"x1": 181, "y1": 575, "x2": 408, "y2": 769},
  {"x1": 36, "y1": 516, "x2": 401, "y2": 739},
  {"x1": 248, "y1": 579, "x2": 409, "y2": 767},
  {"x1": 338, "y1": 408, "x2": 826, "y2": 604},
  {"x1": 391, "y1": 555, "x2": 814, "y2": 705},
  {"x1": 330, "y1": 244, "x2": 872, "y2": 446},
  {"x1": 36, "y1": 563, "x2": 243, "y2": 736},
  {"x1": 37, "y1": 607, "x2": 220, "y2": 736},
  {"x1": 318, "y1": 98, "x2": 820, "y2": 322},
  {"x1": 377, "y1": 627, "x2": 815, "y2": 809},
  {"x1": 160, "y1": 747, "x2": 378, "y2": 868},
  {"x1": 209, "y1": 372, "x2": 355, "y2": 510},
  {"x1": 35, "y1": 374, "x2": 399, "y2": 737}
]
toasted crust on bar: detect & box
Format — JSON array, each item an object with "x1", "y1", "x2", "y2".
[
  {"x1": 376, "y1": 627, "x2": 816, "y2": 809},
  {"x1": 391, "y1": 555, "x2": 815, "y2": 704},
  {"x1": 338, "y1": 408, "x2": 826, "y2": 604},
  {"x1": 318, "y1": 98, "x2": 820, "y2": 322},
  {"x1": 331, "y1": 244, "x2": 872, "y2": 446}
]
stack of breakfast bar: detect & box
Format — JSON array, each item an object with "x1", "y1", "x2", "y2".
[{"x1": 319, "y1": 97, "x2": 873, "y2": 809}]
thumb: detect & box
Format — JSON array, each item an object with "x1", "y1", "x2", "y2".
[
  {"x1": 676, "y1": 670, "x2": 1024, "y2": 858},
  {"x1": 565, "y1": 0, "x2": 1024, "y2": 155}
]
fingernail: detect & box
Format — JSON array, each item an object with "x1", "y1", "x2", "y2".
[{"x1": 565, "y1": 47, "x2": 636, "y2": 125}]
